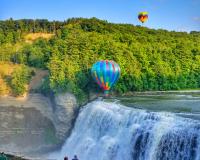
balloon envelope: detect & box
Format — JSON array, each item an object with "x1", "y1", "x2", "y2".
[
  {"x1": 138, "y1": 12, "x2": 148, "y2": 23},
  {"x1": 91, "y1": 60, "x2": 120, "y2": 95}
]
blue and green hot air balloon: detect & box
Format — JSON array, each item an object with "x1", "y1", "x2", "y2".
[{"x1": 91, "y1": 60, "x2": 120, "y2": 96}]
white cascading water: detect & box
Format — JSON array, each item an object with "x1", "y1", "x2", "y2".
[{"x1": 50, "y1": 100, "x2": 200, "y2": 160}]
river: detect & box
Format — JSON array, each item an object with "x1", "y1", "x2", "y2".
[{"x1": 49, "y1": 93, "x2": 200, "y2": 160}]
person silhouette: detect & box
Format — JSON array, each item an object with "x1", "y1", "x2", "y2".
[
  {"x1": 64, "y1": 156, "x2": 68, "y2": 160},
  {"x1": 72, "y1": 155, "x2": 79, "y2": 160}
]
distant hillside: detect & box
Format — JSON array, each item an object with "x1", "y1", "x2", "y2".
[{"x1": 0, "y1": 18, "x2": 200, "y2": 100}]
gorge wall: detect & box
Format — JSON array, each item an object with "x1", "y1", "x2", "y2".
[{"x1": 0, "y1": 93, "x2": 78, "y2": 157}]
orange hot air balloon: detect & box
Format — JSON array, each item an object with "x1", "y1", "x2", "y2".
[{"x1": 138, "y1": 12, "x2": 148, "y2": 23}]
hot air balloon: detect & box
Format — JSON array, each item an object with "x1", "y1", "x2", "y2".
[
  {"x1": 91, "y1": 60, "x2": 120, "y2": 96},
  {"x1": 138, "y1": 12, "x2": 148, "y2": 23}
]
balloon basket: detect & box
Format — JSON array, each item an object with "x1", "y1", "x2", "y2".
[{"x1": 104, "y1": 90, "x2": 109, "y2": 97}]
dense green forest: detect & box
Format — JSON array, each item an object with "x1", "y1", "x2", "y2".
[{"x1": 0, "y1": 18, "x2": 200, "y2": 101}]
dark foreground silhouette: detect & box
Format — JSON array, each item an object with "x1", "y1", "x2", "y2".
[{"x1": 64, "y1": 155, "x2": 79, "y2": 160}]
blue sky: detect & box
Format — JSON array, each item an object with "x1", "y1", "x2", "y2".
[{"x1": 1, "y1": 0, "x2": 200, "y2": 32}]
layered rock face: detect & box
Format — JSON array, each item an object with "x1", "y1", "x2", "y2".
[
  {"x1": 0, "y1": 93, "x2": 78, "y2": 156},
  {"x1": 54, "y1": 93, "x2": 78, "y2": 140}
]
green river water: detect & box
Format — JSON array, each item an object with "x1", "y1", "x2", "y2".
[{"x1": 106, "y1": 91, "x2": 200, "y2": 120}]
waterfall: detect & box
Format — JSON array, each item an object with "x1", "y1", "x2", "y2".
[{"x1": 50, "y1": 100, "x2": 200, "y2": 160}]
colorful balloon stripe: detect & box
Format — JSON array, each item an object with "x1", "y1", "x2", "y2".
[{"x1": 91, "y1": 60, "x2": 120, "y2": 95}]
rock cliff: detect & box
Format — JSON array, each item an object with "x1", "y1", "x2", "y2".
[{"x1": 0, "y1": 93, "x2": 78, "y2": 157}]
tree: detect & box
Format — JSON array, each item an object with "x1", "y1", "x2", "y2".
[
  {"x1": 10, "y1": 65, "x2": 31, "y2": 96},
  {"x1": 1, "y1": 17, "x2": 200, "y2": 97}
]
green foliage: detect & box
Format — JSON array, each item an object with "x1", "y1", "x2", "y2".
[
  {"x1": 15, "y1": 39, "x2": 51, "y2": 68},
  {"x1": 39, "y1": 76, "x2": 51, "y2": 95},
  {"x1": 47, "y1": 57, "x2": 68, "y2": 92},
  {"x1": 0, "y1": 154, "x2": 8, "y2": 160},
  {"x1": 1, "y1": 17, "x2": 200, "y2": 98},
  {"x1": 10, "y1": 65, "x2": 31, "y2": 96}
]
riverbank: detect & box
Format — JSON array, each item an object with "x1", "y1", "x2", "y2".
[{"x1": 119, "y1": 89, "x2": 200, "y2": 96}]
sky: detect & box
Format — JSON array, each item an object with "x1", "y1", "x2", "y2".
[{"x1": 1, "y1": 0, "x2": 200, "y2": 32}]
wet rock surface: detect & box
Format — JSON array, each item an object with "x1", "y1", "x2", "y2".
[
  {"x1": 54, "y1": 93, "x2": 78, "y2": 141},
  {"x1": 0, "y1": 93, "x2": 78, "y2": 157}
]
